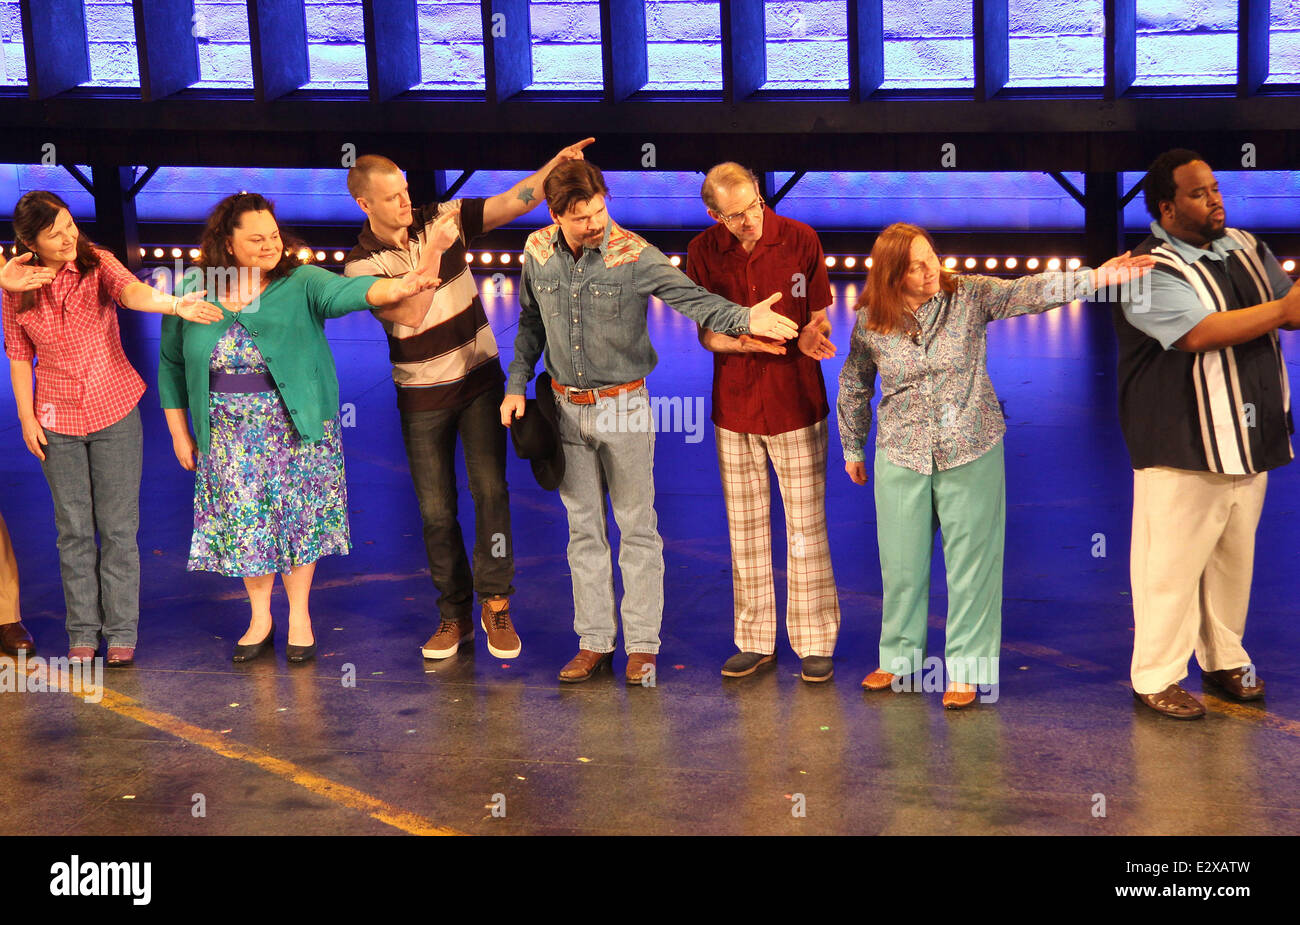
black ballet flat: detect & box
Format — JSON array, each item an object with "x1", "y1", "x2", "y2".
[
  {"x1": 232, "y1": 626, "x2": 274, "y2": 663},
  {"x1": 286, "y1": 641, "x2": 316, "y2": 664}
]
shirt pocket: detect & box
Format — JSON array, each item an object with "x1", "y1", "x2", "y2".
[
  {"x1": 533, "y1": 278, "x2": 562, "y2": 318},
  {"x1": 587, "y1": 282, "x2": 623, "y2": 321}
]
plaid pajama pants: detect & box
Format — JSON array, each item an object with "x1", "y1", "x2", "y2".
[{"x1": 715, "y1": 419, "x2": 840, "y2": 658}]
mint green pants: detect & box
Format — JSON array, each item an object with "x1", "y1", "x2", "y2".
[{"x1": 873, "y1": 441, "x2": 1005, "y2": 686}]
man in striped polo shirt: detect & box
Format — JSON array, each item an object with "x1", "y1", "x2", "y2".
[
  {"x1": 344, "y1": 140, "x2": 593, "y2": 662},
  {"x1": 1115, "y1": 149, "x2": 1300, "y2": 719}
]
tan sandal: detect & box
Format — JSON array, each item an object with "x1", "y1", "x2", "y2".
[{"x1": 861, "y1": 669, "x2": 896, "y2": 691}]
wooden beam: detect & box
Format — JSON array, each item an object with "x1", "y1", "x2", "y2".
[
  {"x1": 847, "y1": 0, "x2": 884, "y2": 101},
  {"x1": 720, "y1": 0, "x2": 766, "y2": 102},
  {"x1": 363, "y1": 0, "x2": 420, "y2": 102},
  {"x1": 19, "y1": 0, "x2": 90, "y2": 99},
  {"x1": 92, "y1": 165, "x2": 142, "y2": 272},
  {"x1": 1104, "y1": 0, "x2": 1136, "y2": 99},
  {"x1": 133, "y1": 0, "x2": 201, "y2": 100},
  {"x1": 481, "y1": 0, "x2": 532, "y2": 102},
  {"x1": 1238, "y1": 0, "x2": 1270, "y2": 97},
  {"x1": 974, "y1": 0, "x2": 1009, "y2": 101},
  {"x1": 247, "y1": 0, "x2": 309, "y2": 102},
  {"x1": 599, "y1": 0, "x2": 648, "y2": 102}
]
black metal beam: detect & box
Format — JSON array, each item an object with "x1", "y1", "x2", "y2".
[
  {"x1": 4, "y1": 95, "x2": 1300, "y2": 173},
  {"x1": 769, "y1": 170, "x2": 805, "y2": 207},
  {"x1": 19, "y1": 0, "x2": 90, "y2": 99},
  {"x1": 133, "y1": 0, "x2": 201, "y2": 101},
  {"x1": 1104, "y1": 0, "x2": 1136, "y2": 99},
  {"x1": 64, "y1": 164, "x2": 94, "y2": 194},
  {"x1": 974, "y1": 0, "x2": 1009, "y2": 101},
  {"x1": 1047, "y1": 171, "x2": 1086, "y2": 207},
  {"x1": 247, "y1": 0, "x2": 310, "y2": 102},
  {"x1": 1083, "y1": 171, "x2": 1123, "y2": 269},
  {"x1": 91, "y1": 165, "x2": 142, "y2": 272},
  {"x1": 127, "y1": 165, "x2": 160, "y2": 198},
  {"x1": 847, "y1": 0, "x2": 884, "y2": 101},
  {"x1": 599, "y1": 0, "x2": 648, "y2": 103},
  {"x1": 720, "y1": 0, "x2": 766, "y2": 102},
  {"x1": 481, "y1": 0, "x2": 532, "y2": 102},
  {"x1": 363, "y1": 0, "x2": 420, "y2": 102},
  {"x1": 1239, "y1": 0, "x2": 1271, "y2": 97}
]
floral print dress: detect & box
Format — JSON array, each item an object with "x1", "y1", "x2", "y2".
[{"x1": 187, "y1": 322, "x2": 350, "y2": 576}]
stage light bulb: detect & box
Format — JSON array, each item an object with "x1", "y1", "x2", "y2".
[
  {"x1": 670, "y1": 255, "x2": 681, "y2": 267},
  {"x1": 825, "y1": 256, "x2": 837, "y2": 268},
  {"x1": 844, "y1": 257, "x2": 857, "y2": 269},
  {"x1": 985, "y1": 257, "x2": 997, "y2": 270},
  {"x1": 333, "y1": 251, "x2": 345, "y2": 262},
  {"x1": 943, "y1": 257, "x2": 956, "y2": 269},
  {"x1": 1285, "y1": 260, "x2": 1296, "y2": 273},
  {"x1": 866, "y1": 257, "x2": 874, "y2": 268},
  {"x1": 1005, "y1": 257, "x2": 1017, "y2": 269},
  {"x1": 189, "y1": 248, "x2": 200, "y2": 259},
  {"x1": 1068, "y1": 257, "x2": 1082, "y2": 270},
  {"x1": 964, "y1": 257, "x2": 977, "y2": 269},
  {"x1": 1047, "y1": 257, "x2": 1061, "y2": 270},
  {"x1": 1026, "y1": 258, "x2": 1040, "y2": 270}
]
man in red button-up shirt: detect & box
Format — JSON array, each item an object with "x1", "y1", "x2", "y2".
[{"x1": 685, "y1": 162, "x2": 842, "y2": 683}]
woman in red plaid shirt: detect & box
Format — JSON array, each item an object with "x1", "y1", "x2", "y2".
[{"x1": 1, "y1": 191, "x2": 222, "y2": 666}]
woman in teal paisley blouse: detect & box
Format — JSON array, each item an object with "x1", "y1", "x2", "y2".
[
  {"x1": 838, "y1": 222, "x2": 1151, "y2": 708},
  {"x1": 159, "y1": 193, "x2": 453, "y2": 663}
]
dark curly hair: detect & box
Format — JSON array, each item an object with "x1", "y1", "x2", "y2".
[
  {"x1": 11, "y1": 190, "x2": 103, "y2": 312},
  {"x1": 196, "y1": 192, "x2": 310, "y2": 282}
]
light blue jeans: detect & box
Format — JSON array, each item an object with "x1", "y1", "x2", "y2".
[
  {"x1": 555, "y1": 385, "x2": 664, "y2": 654},
  {"x1": 40, "y1": 406, "x2": 143, "y2": 649}
]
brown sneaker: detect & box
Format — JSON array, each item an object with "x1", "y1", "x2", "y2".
[
  {"x1": 421, "y1": 617, "x2": 473, "y2": 659},
  {"x1": 480, "y1": 598, "x2": 521, "y2": 659},
  {"x1": 626, "y1": 653, "x2": 657, "y2": 686}
]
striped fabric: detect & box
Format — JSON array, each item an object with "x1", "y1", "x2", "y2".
[{"x1": 1146, "y1": 228, "x2": 1292, "y2": 475}]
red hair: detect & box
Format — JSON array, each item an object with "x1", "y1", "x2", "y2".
[{"x1": 857, "y1": 223, "x2": 957, "y2": 335}]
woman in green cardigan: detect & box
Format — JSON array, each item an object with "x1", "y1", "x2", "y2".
[{"x1": 160, "y1": 193, "x2": 454, "y2": 663}]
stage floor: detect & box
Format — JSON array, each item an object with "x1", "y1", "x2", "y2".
[{"x1": 2, "y1": 277, "x2": 1298, "y2": 836}]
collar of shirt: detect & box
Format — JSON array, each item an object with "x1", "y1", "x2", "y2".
[
  {"x1": 718, "y1": 206, "x2": 785, "y2": 257},
  {"x1": 546, "y1": 220, "x2": 613, "y2": 261},
  {"x1": 356, "y1": 212, "x2": 424, "y2": 258},
  {"x1": 1149, "y1": 220, "x2": 1242, "y2": 264}
]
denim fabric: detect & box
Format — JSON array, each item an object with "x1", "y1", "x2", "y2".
[
  {"x1": 40, "y1": 405, "x2": 142, "y2": 648},
  {"x1": 507, "y1": 222, "x2": 751, "y2": 393},
  {"x1": 400, "y1": 383, "x2": 514, "y2": 621},
  {"x1": 554, "y1": 385, "x2": 664, "y2": 654}
]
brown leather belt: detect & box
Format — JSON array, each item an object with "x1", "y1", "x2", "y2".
[{"x1": 551, "y1": 377, "x2": 645, "y2": 405}]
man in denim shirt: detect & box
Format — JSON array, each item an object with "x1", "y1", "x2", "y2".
[{"x1": 501, "y1": 160, "x2": 798, "y2": 685}]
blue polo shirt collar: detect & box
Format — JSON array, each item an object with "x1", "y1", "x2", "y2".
[{"x1": 1150, "y1": 220, "x2": 1241, "y2": 263}]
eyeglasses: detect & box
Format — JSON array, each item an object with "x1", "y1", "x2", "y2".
[{"x1": 718, "y1": 197, "x2": 765, "y2": 226}]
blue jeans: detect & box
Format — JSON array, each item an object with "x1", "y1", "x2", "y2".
[
  {"x1": 555, "y1": 385, "x2": 663, "y2": 654},
  {"x1": 40, "y1": 406, "x2": 142, "y2": 648}
]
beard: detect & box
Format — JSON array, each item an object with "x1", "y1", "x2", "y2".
[{"x1": 1181, "y1": 208, "x2": 1227, "y2": 243}]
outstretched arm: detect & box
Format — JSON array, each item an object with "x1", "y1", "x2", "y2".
[{"x1": 482, "y1": 138, "x2": 596, "y2": 233}]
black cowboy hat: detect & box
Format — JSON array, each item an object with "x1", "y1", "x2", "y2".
[{"x1": 509, "y1": 371, "x2": 565, "y2": 491}]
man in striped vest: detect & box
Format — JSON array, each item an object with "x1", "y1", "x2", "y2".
[{"x1": 1115, "y1": 149, "x2": 1300, "y2": 719}]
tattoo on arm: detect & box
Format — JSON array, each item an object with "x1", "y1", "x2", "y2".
[{"x1": 516, "y1": 186, "x2": 536, "y2": 205}]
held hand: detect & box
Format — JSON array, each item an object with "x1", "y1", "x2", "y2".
[
  {"x1": 845, "y1": 460, "x2": 868, "y2": 485},
  {"x1": 554, "y1": 137, "x2": 595, "y2": 163},
  {"x1": 20, "y1": 416, "x2": 47, "y2": 462},
  {"x1": 174, "y1": 290, "x2": 224, "y2": 324},
  {"x1": 392, "y1": 267, "x2": 442, "y2": 301},
  {"x1": 1092, "y1": 251, "x2": 1156, "y2": 290},
  {"x1": 748, "y1": 292, "x2": 798, "y2": 341},
  {"x1": 500, "y1": 394, "x2": 526, "y2": 428},
  {"x1": 0, "y1": 252, "x2": 56, "y2": 293},
  {"x1": 797, "y1": 319, "x2": 836, "y2": 360},
  {"x1": 172, "y1": 431, "x2": 197, "y2": 471},
  {"x1": 426, "y1": 210, "x2": 461, "y2": 253},
  {"x1": 737, "y1": 333, "x2": 786, "y2": 355}
]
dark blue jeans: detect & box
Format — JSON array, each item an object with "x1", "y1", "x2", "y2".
[
  {"x1": 40, "y1": 405, "x2": 142, "y2": 648},
  {"x1": 400, "y1": 384, "x2": 514, "y2": 622}
]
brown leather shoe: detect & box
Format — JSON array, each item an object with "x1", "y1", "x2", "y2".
[
  {"x1": 942, "y1": 684, "x2": 977, "y2": 710},
  {"x1": 1202, "y1": 666, "x2": 1265, "y2": 701},
  {"x1": 1133, "y1": 682, "x2": 1206, "y2": 719},
  {"x1": 0, "y1": 621, "x2": 35, "y2": 656},
  {"x1": 626, "y1": 653, "x2": 656, "y2": 686},
  {"x1": 558, "y1": 649, "x2": 613, "y2": 683},
  {"x1": 861, "y1": 669, "x2": 896, "y2": 691},
  {"x1": 106, "y1": 646, "x2": 135, "y2": 668}
]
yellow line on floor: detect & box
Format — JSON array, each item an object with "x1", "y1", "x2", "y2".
[{"x1": 36, "y1": 664, "x2": 464, "y2": 836}]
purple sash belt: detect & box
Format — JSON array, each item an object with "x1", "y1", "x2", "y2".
[{"x1": 210, "y1": 370, "x2": 277, "y2": 393}]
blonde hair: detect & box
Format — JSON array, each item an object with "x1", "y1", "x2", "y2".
[
  {"x1": 347, "y1": 154, "x2": 402, "y2": 201},
  {"x1": 701, "y1": 162, "x2": 760, "y2": 213}
]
